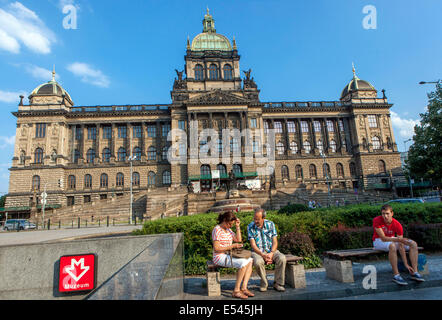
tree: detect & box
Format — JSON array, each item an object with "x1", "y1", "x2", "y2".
[
  {"x1": 406, "y1": 82, "x2": 442, "y2": 186},
  {"x1": 0, "y1": 195, "x2": 5, "y2": 208}
]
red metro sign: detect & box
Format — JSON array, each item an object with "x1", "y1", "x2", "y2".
[{"x1": 59, "y1": 254, "x2": 96, "y2": 293}]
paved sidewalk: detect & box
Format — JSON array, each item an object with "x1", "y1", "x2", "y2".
[
  {"x1": 0, "y1": 225, "x2": 143, "y2": 247},
  {"x1": 183, "y1": 253, "x2": 442, "y2": 300}
]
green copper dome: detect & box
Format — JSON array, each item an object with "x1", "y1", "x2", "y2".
[{"x1": 190, "y1": 8, "x2": 232, "y2": 52}]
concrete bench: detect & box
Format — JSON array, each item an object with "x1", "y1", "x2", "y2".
[
  {"x1": 323, "y1": 247, "x2": 426, "y2": 283},
  {"x1": 206, "y1": 254, "x2": 306, "y2": 296}
]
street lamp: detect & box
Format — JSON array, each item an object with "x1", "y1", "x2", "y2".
[
  {"x1": 128, "y1": 155, "x2": 136, "y2": 224},
  {"x1": 320, "y1": 151, "x2": 331, "y2": 207},
  {"x1": 419, "y1": 80, "x2": 440, "y2": 85}
]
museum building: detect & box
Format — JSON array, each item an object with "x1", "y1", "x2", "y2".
[{"x1": 4, "y1": 10, "x2": 405, "y2": 218}]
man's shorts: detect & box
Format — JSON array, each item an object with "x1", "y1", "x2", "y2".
[
  {"x1": 373, "y1": 238, "x2": 410, "y2": 252},
  {"x1": 214, "y1": 254, "x2": 253, "y2": 269}
]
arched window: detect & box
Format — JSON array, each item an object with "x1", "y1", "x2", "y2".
[
  {"x1": 290, "y1": 141, "x2": 298, "y2": 154},
  {"x1": 309, "y1": 164, "x2": 317, "y2": 178},
  {"x1": 372, "y1": 136, "x2": 381, "y2": 150},
  {"x1": 32, "y1": 175, "x2": 40, "y2": 190},
  {"x1": 148, "y1": 171, "x2": 156, "y2": 187},
  {"x1": 330, "y1": 140, "x2": 337, "y2": 153},
  {"x1": 304, "y1": 141, "x2": 311, "y2": 154},
  {"x1": 223, "y1": 64, "x2": 233, "y2": 80},
  {"x1": 116, "y1": 172, "x2": 124, "y2": 187},
  {"x1": 102, "y1": 148, "x2": 111, "y2": 163},
  {"x1": 336, "y1": 163, "x2": 344, "y2": 177},
  {"x1": 233, "y1": 163, "x2": 242, "y2": 175},
  {"x1": 349, "y1": 162, "x2": 357, "y2": 176},
  {"x1": 281, "y1": 165, "x2": 289, "y2": 180},
  {"x1": 378, "y1": 160, "x2": 386, "y2": 173},
  {"x1": 162, "y1": 171, "x2": 171, "y2": 185},
  {"x1": 100, "y1": 173, "x2": 108, "y2": 188},
  {"x1": 117, "y1": 147, "x2": 126, "y2": 162},
  {"x1": 200, "y1": 165, "x2": 211, "y2": 177},
  {"x1": 209, "y1": 64, "x2": 219, "y2": 80},
  {"x1": 133, "y1": 147, "x2": 142, "y2": 160},
  {"x1": 68, "y1": 175, "x2": 76, "y2": 189},
  {"x1": 148, "y1": 146, "x2": 156, "y2": 161},
  {"x1": 295, "y1": 165, "x2": 303, "y2": 179},
  {"x1": 132, "y1": 172, "x2": 140, "y2": 186},
  {"x1": 86, "y1": 149, "x2": 95, "y2": 163},
  {"x1": 217, "y1": 164, "x2": 227, "y2": 176},
  {"x1": 84, "y1": 174, "x2": 92, "y2": 188},
  {"x1": 276, "y1": 142, "x2": 285, "y2": 155},
  {"x1": 195, "y1": 64, "x2": 204, "y2": 80},
  {"x1": 35, "y1": 148, "x2": 44, "y2": 163},
  {"x1": 323, "y1": 163, "x2": 331, "y2": 178}
]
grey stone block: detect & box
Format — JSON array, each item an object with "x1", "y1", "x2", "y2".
[
  {"x1": 206, "y1": 272, "x2": 221, "y2": 296},
  {"x1": 324, "y1": 258, "x2": 354, "y2": 283},
  {"x1": 285, "y1": 263, "x2": 306, "y2": 289}
]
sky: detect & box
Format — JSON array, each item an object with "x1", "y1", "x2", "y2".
[{"x1": 0, "y1": 0, "x2": 440, "y2": 195}]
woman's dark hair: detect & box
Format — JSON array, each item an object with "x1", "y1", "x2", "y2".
[{"x1": 217, "y1": 211, "x2": 237, "y2": 224}]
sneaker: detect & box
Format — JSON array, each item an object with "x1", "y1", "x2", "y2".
[
  {"x1": 273, "y1": 284, "x2": 285, "y2": 292},
  {"x1": 259, "y1": 286, "x2": 267, "y2": 292},
  {"x1": 393, "y1": 274, "x2": 408, "y2": 286},
  {"x1": 411, "y1": 272, "x2": 425, "y2": 282}
]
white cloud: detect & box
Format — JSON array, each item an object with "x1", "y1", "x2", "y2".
[
  {"x1": 390, "y1": 111, "x2": 420, "y2": 139},
  {"x1": 67, "y1": 62, "x2": 110, "y2": 88},
  {"x1": 15, "y1": 63, "x2": 60, "y2": 81},
  {"x1": 0, "y1": 135, "x2": 15, "y2": 149},
  {"x1": 0, "y1": 90, "x2": 26, "y2": 103},
  {"x1": 0, "y1": 1, "x2": 56, "y2": 54}
]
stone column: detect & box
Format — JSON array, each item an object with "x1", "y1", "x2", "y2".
[
  {"x1": 95, "y1": 124, "x2": 100, "y2": 162},
  {"x1": 80, "y1": 124, "x2": 85, "y2": 161},
  {"x1": 296, "y1": 119, "x2": 303, "y2": 152},
  {"x1": 284, "y1": 119, "x2": 290, "y2": 155},
  {"x1": 127, "y1": 122, "x2": 133, "y2": 158},
  {"x1": 111, "y1": 123, "x2": 116, "y2": 161},
  {"x1": 377, "y1": 115, "x2": 385, "y2": 150},
  {"x1": 141, "y1": 122, "x2": 146, "y2": 157},
  {"x1": 334, "y1": 118, "x2": 342, "y2": 153},
  {"x1": 322, "y1": 119, "x2": 330, "y2": 154},
  {"x1": 309, "y1": 119, "x2": 316, "y2": 151},
  {"x1": 156, "y1": 120, "x2": 162, "y2": 160}
]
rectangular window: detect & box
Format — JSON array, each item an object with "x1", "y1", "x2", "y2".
[
  {"x1": 84, "y1": 195, "x2": 91, "y2": 203},
  {"x1": 368, "y1": 115, "x2": 378, "y2": 128},
  {"x1": 314, "y1": 121, "x2": 321, "y2": 132},
  {"x1": 100, "y1": 194, "x2": 107, "y2": 200},
  {"x1": 67, "y1": 196, "x2": 75, "y2": 206},
  {"x1": 339, "y1": 120, "x2": 345, "y2": 132},
  {"x1": 178, "y1": 120, "x2": 185, "y2": 131},
  {"x1": 87, "y1": 127, "x2": 97, "y2": 140},
  {"x1": 102, "y1": 126, "x2": 112, "y2": 139},
  {"x1": 35, "y1": 123, "x2": 46, "y2": 138},
  {"x1": 133, "y1": 125, "x2": 142, "y2": 138},
  {"x1": 301, "y1": 121, "x2": 309, "y2": 133},
  {"x1": 118, "y1": 126, "x2": 127, "y2": 138},
  {"x1": 264, "y1": 121, "x2": 269, "y2": 133},
  {"x1": 75, "y1": 126, "x2": 82, "y2": 140},
  {"x1": 162, "y1": 124, "x2": 171, "y2": 137},
  {"x1": 250, "y1": 118, "x2": 257, "y2": 129},
  {"x1": 147, "y1": 125, "x2": 156, "y2": 138},
  {"x1": 287, "y1": 121, "x2": 296, "y2": 133},
  {"x1": 326, "y1": 120, "x2": 334, "y2": 132},
  {"x1": 274, "y1": 121, "x2": 283, "y2": 133}
]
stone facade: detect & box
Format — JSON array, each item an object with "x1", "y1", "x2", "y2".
[{"x1": 4, "y1": 11, "x2": 405, "y2": 218}]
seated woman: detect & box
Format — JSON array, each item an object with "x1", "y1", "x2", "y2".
[{"x1": 212, "y1": 211, "x2": 254, "y2": 299}]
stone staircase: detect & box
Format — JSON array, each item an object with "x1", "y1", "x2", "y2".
[{"x1": 145, "y1": 187, "x2": 188, "y2": 220}]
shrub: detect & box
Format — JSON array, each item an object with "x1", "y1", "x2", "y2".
[
  {"x1": 407, "y1": 223, "x2": 442, "y2": 251},
  {"x1": 327, "y1": 222, "x2": 373, "y2": 250},
  {"x1": 279, "y1": 227, "x2": 322, "y2": 268},
  {"x1": 278, "y1": 203, "x2": 312, "y2": 215}
]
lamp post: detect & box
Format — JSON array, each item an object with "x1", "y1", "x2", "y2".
[
  {"x1": 403, "y1": 138, "x2": 413, "y2": 198},
  {"x1": 419, "y1": 80, "x2": 440, "y2": 85},
  {"x1": 320, "y1": 151, "x2": 331, "y2": 207},
  {"x1": 128, "y1": 155, "x2": 136, "y2": 224}
]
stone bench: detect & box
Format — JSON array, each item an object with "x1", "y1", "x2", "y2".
[
  {"x1": 206, "y1": 254, "x2": 306, "y2": 296},
  {"x1": 323, "y1": 247, "x2": 426, "y2": 283}
]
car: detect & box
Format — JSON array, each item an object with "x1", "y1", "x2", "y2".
[
  {"x1": 3, "y1": 219, "x2": 36, "y2": 231},
  {"x1": 387, "y1": 198, "x2": 425, "y2": 204}
]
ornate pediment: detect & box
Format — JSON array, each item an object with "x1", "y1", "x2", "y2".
[{"x1": 186, "y1": 90, "x2": 250, "y2": 105}]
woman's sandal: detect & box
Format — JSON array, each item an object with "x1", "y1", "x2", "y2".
[
  {"x1": 241, "y1": 289, "x2": 255, "y2": 297},
  {"x1": 232, "y1": 290, "x2": 248, "y2": 299}
]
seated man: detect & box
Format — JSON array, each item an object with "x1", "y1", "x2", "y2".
[
  {"x1": 373, "y1": 204, "x2": 425, "y2": 285},
  {"x1": 247, "y1": 208, "x2": 286, "y2": 292}
]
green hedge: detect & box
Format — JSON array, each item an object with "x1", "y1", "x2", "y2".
[{"x1": 133, "y1": 202, "x2": 442, "y2": 275}]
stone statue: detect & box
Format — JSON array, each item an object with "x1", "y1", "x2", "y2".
[
  {"x1": 175, "y1": 69, "x2": 184, "y2": 81},
  {"x1": 243, "y1": 69, "x2": 252, "y2": 81},
  {"x1": 228, "y1": 169, "x2": 237, "y2": 190}
]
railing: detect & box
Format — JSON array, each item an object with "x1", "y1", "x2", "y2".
[
  {"x1": 71, "y1": 105, "x2": 170, "y2": 113},
  {"x1": 263, "y1": 101, "x2": 345, "y2": 109},
  {"x1": 188, "y1": 171, "x2": 257, "y2": 180}
]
